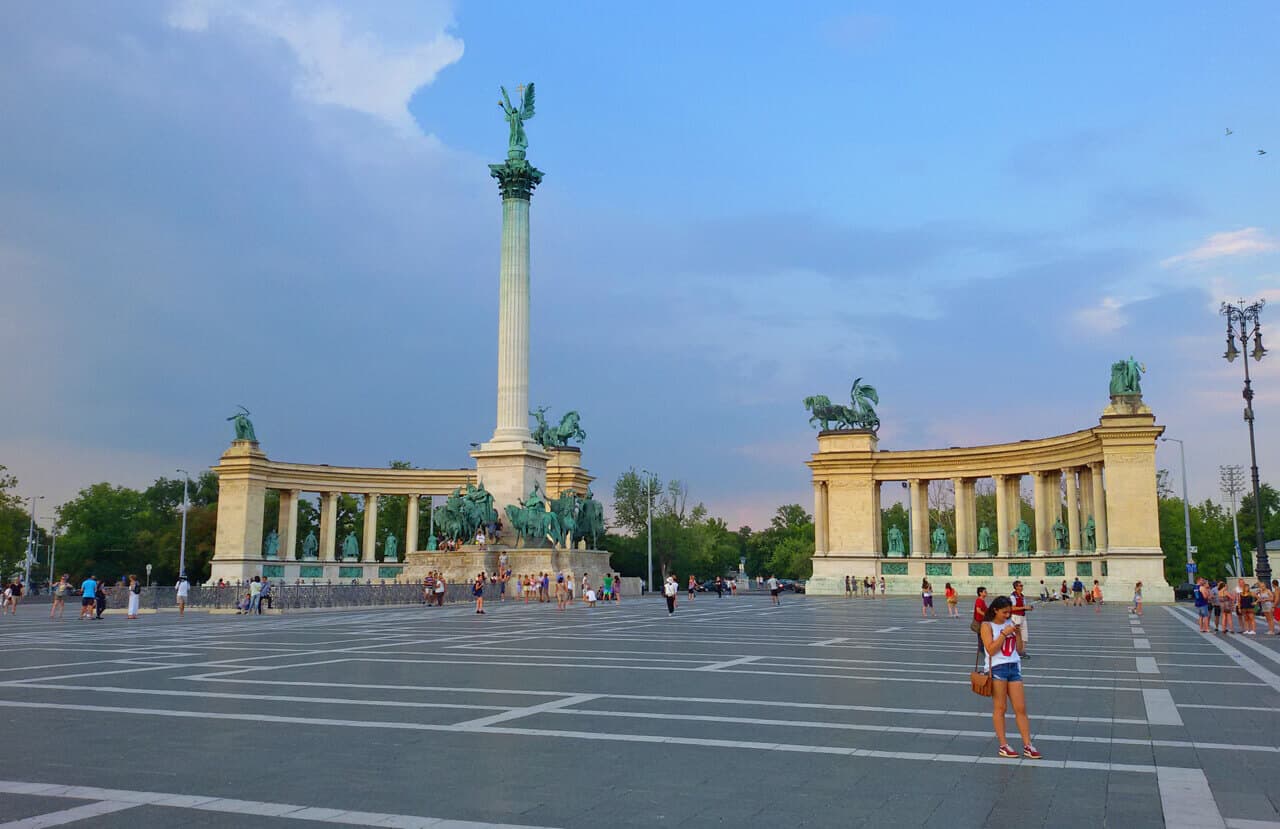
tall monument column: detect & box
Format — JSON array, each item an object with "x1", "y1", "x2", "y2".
[{"x1": 472, "y1": 82, "x2": 551, "y2": 536}]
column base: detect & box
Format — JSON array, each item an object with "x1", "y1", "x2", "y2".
[{"x1": 471, "y1": 441, "x2": 551, "y2": 546}]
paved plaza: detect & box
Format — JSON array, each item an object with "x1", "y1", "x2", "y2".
[{"x1": 0, "y1": 593, "x2": 1278, "y2": 828}]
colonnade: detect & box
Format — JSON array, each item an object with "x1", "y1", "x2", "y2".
[
  {"x1": 269, "y1": 490, "x2": 426, "y2": 563},
  {"x1": 812, "y1": 466, "x2": 1109, "y2": 558}
]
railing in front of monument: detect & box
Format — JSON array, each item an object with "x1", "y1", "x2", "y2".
[{"x1": 25, "y1": 582, "x2": 481, "y2": 612}]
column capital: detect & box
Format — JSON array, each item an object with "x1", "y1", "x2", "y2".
[{"x1": 489, "y1": 158, "x2": 544, "y2": 200}]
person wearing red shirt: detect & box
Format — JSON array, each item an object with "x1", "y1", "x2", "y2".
[
  {"x1": 1009, "y1": 581, "x2": 1033, "y2": 659},
  {"x1": 972, "y1": 587, "x2": 989, "y2": 654}
]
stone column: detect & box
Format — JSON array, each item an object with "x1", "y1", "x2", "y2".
[
  {"x1": 362, "y1": 494, "x2": 379, "y2": 563},
  {"x1": 1008, "y1": 474, "x2": 1023, "y2": 553},
  {"x1": 872, "y1": 481, "x2": 883, "y2": 555},
  {"x1": 994, "y1": 474, "x2": 1012, "y2": 555},
  {"x1": 1079, "y1": 467, "x2": 1094, "y2": 541},
  {"x1": 210, "y1": 440, "x2": 269, "y2": 583},
  {"x1": 953, "y1": 478, "x2": 973, "y2": 556},
  {"x1": 1090, "y1": 463, "x2": 1108, "y2": 552},
  {"x1": 319, "y1": 492, "x2": 338, "y2": 561},
  {"x1": 488, "y1": 158, "x2": 543, "y2": 444},
  {"x1": 278, "y1": 489, "x2": 299, "y2": 561},
  {"x1": 909, "y1": 479, "x2": 928, "y2": 556},
  {"x1": 405, "y1": 495, "x2": 419, "y2": 555},
  {"x1": 1033, "y1": 472, "x2": 1052, "y2": 554},
  {"x1": 1064, "y1": 469, "x2": 1081, "y2": 555},
  {"x1": 813, "y1": 481, "x2": 829, "y2": 555}
]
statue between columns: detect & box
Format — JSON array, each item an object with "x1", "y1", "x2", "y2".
[
  {"x1": 930, "y1": 525, "x2": 950, "y2": 556},
  {"x1": 301, "y1": 531, "x2": 318, "y2": 560},
  {"x1": 1052, "y1": 519, "x2": 1069, "y2": 553},
  {"x1": 341, "y1": 533, "x2": 359, "y2": 561},
  {"x1": 1014, "y1": 520, "x2": 1032, "y2": 554},
  {"x1": 886, "y1": 525, "x2": 905, "y2": 555},
  {"x1": 977, "y1": 525, "x2": 994, "y2": 555},
  {"x1": 1084, "y1": 517, "x2": 1097, "y2": 552},
  {"x1": 264, "y1": 530, "x2": 279, "y2": 560}
]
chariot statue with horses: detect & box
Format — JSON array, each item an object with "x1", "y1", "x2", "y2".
[
  {"x1": 804, "y1": 378, "x2": 880, "y2": 432},
  {"x1": 530, "y1": 407, "x2": 586, "y2": 449}
]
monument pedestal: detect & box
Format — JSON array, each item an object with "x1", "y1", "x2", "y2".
[{"x1": 471, "y1": 441, "x2": 550, "y2": 546}]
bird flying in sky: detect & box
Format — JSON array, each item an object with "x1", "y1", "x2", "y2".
[
  {"x1": 1226, "y1": 128, "x2": 1233, "y2": 136},
  {"x1": 1259, "y1": 149, "x2": 1268, "y2": 156}
]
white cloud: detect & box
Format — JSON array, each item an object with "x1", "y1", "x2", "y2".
[
  {"x1": 1162, "y1": 227, "x2": 1277, "y2": 268},
  {"x1": 1072, "y1": 296, "x2": 1129, "y2": 334},
  {"x1": 167, "y1": 1, "x2": 463, "y2": 135}
]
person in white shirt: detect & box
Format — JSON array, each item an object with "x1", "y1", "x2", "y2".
[
  {"x1": 766, "y1": 575, "x2": 781, "y2": 606},
  {"x1": 175, "y1": 577, "x2": 190, "y2": 617},
  {"x1": 663, "y1": 576, "x2": 678, "y2": 615}
]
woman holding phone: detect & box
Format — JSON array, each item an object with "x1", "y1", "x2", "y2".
[{"x1": 980, "y1": 595, "x2": 1040, "y2": 759}]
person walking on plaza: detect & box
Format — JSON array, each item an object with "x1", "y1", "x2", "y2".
[
  {"x1": 945, "y1": 583, "x2": 959, "y2": 617},
  {"x1": 878, "y1": 576, "x2": 885, "y2": 598},
  {"x1": 921, "y1": 579, "x2": 935, "y2": 618},
  {"x1": 1194, "y1": 577, "x2": 1212, "y2": 632},
  {"x1": 248, "y1": 576, "x2": 263, "y2": 615},
  {"x1": 1218, "y1": 581, "x2": 1236, "y2": 633},
  {"x1": 1091, "y1": 580, "x2": 1103, "y2": 615},
  {"x1": 1262, "y1": 580, "x2": 1278, "y2": 635},
  {"x1": 1071, "y1": 576, "x2": 1084, "y2": 607},
  {"x1": 1239, "y1": 582, "x2": 1257, "y2": 635},
  {"x1": 687, "y1": 574, "x2": 697, "y2": 602},
  {"x1": 473, "y1": 572, "x2": 487, "y2": 615},
  {"x1": 767, "y1": 574, "x2": 781, "y2": 606},
  {"x1": 972, "y1": 587, "x2": 989, "y2": 654},
  {"x1": 663, "y1": 575, "x2": 678, "y2": 615},
  {"x1": 51, "y1": 574, "x2": 70, "y2": 620},
  {"x1": 4, "y1": 578, "x2": 21, "y2": 614},
  {"x1": 80, "y1": 575, "x2": 98, "y2": 620},
  {"x1": 175, "y1": 575, "x2": 190, "y2": 616},
  {"x1": 434, "y1": 573, "x2": 446, "y2": 607},
  {"x1": 126, "y1": 575, "x2": 141, "y2": 620},
  {"x1": 565, "y1": 572, "x2": 575, "y2": 604},
  {"x1": 1009, "y1": 581, "x2": 1032, "y2": 658},
  {"x1": 980, "y1": 596, "x2": 1040, "y2": 759},
  {"x1": 1131, "y1": 581, "x2": 1143, "y2": 616},
  {"x1": 95, "y1": 581, "x2": 108, "y2": 619}
]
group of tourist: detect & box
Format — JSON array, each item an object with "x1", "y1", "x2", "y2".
[
  {"x1": 421, "y1": 571, "x2": 448, "y2": 606},
  {"x1": 842, "y1": 575, "x2": 886, "y2": 598},
  {"x1": 2, "y1": 578, "x2": 24, "y2": 614},
  {"x1": 462, "y1": 569, "x2": 624, "y2": 614},
  {"x1": 1192, "y1": 576, "x2": 1279, "y2": 635}
]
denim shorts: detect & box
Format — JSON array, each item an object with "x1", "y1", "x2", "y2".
[
  {"x1": 991, "y1": 662, "x2": 1023, "y2": 683},
  {"x1": 1196, "y1": 604, "x2": 1211, "y2": 618}
]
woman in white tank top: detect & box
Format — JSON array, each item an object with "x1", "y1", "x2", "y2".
[{"x1": 980, "y1": 596, "x2": 1040, "y2": 759}]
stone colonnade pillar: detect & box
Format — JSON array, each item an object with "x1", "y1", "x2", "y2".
[
  {"x1": 278, "y1": 489, "x2": 299, "y2": 560},
  {"x1": 319, "y1": 492, "x2": 338, "y2": 561},
  {"x1": 1064, "y1": 470, "x2": 1081, "y2": 554},
  {"x1": 814, "y1": 481, "x2": 829, "y2": 555},
  {"x1": 362, "y1": 494, "x2": 379, "y2": 562},
  {"x1": 909, "y1": 479, "x2": 929, "y2": 556},
  {"x1": 1008, "y1": 474, "x2": 1023, "y2": 553},
  {"x1": 994, "y1": 474, "x2": 1011, "y2": 555},
  {"x1": 1090, "y1": 463, "x2": 1108, "y2": 552},
  {"x1": 405, "y1": 495, "x2": 419, "y2": 556},
  {"x1": 1079, "y1": 469, "x2": 1094, "y2": 542},
  {"x1": 872, "y1": 481, "x2": 882, "y2": 555},
  {"x1": 953, "y1": 478, "x2": 976, "y2": 556},
  {"x1": 210, "y1": 440, "x2": 269, "y2": 582},
  {"x1": 1033, "y1": 471, "x2": 1054, "y2": 553}
]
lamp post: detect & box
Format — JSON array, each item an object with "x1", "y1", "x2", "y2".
[
  {"x1": 48, "y1": 523, "x2": 58, "y2": 586},
  {"x1": 23, "y1": 495, "x2": 44, "y2": 588},
  {"x1": 1161, "y1": 437, "x2": 1194, "y2": 574},
  {"x1": 641, "y1": 469, "x2": 656, "y2": 593},
  {"x1": 1221, "y1": 298, "x2": 1271, "y2": 585},
  {"x1": 1221, "y1": 465, "x2": 1245, "y2": 575},
  {"x1": 177, "y1": 470, "x2": 191, "y2": 580}
]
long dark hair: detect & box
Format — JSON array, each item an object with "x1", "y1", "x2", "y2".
[{"x1": 984, "y1": 595, "x2": 1013, "y2": 622}]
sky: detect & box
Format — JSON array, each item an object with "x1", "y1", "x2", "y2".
[{"x1": 2, "y1": 1, "x2": 1278, "y2": 532}]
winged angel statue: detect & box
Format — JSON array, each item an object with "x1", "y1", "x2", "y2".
[{"x1": 499, "y1": 83, "x2": 535, "y2": 158}]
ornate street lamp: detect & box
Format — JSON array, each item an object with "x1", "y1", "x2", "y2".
[{"x1": 1221, "y1": 299, "x2": 1270, "y2": 585}]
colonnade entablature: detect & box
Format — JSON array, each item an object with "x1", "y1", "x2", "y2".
[{"x1": 806, "y1": 402, "x2": 1173, "y2": 601}]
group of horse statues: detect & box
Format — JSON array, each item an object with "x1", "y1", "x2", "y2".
[
  {"x1": 530, "y1": 407, "x2": 586, "y2": 449},
  {"x1": 429, "y1": 481, "x2": 604, "y2": 550}
]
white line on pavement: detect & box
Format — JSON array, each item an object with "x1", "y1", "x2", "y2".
[
  {"x1": 1157, "y1": 766, "x2": 1226, "y2": 828},
  {"x1": 695, "y1": 655, "x2": 763, "y2": 671},
  {"x1": 1166, "y1": 607, "x2": 1280, "y2": 694},
  {"x1": 1136, "y1": 657, "x2": 1160, "y2": 674},
  {"x1": 874, "y1": 626, "x2": 902, "y2": 633},
  {"x1": 453, "y1": 694, "x2": 602, "y2": 729},
  {"x1": 807, "y1": 638, "x2": 849, "y2": 646},
  {"x1": 1134, "y1": 638, "x2": 1152, "y2": 649},
  {"x1": 0, "y1": 779, "x2": 560, "y2": 829},
  {"x1": 1142, "y1": 689, "x2": 1184, "y2": 726},
  {"x1": 0, "y1": 799, "x2": 139, "y2": 828}
]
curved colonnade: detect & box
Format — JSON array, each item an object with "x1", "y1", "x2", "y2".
[{"x1": 807, "y1": 401, "x2": 1173, "y2": 601}]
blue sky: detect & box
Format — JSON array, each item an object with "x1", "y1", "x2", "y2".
[{"x1": 2, "y1": 1, "x2": 1278, "y2": 529}]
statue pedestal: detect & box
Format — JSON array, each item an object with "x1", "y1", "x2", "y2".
[{"x1": 471, "y1": 440, "x2": 550, "y2": 546}]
